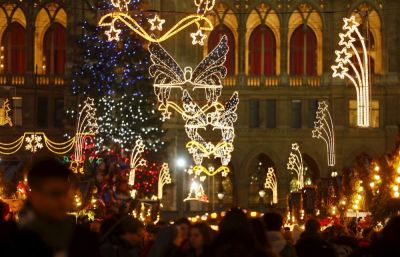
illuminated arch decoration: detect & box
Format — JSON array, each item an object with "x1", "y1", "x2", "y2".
[
  {"x1": 0, "y1": 99, "x2": 12, "y2": 126},
  {"x1": 264, "y1": 167, "x2": 278, "y2": 204},
  {"x1": 312, "y1": 101, "x2": 335, "y2": 167},
  {"x1": 287, "y1": 143, "x2": 305, "y2": 190},
  {"x1": 149, "y1": 35, "x2": 239, "y2": 179},
  {"x1": 0, "y1": 98, "x2": 98, "y2": 163},
  {"x1": 332, "y1": 16, "x2": 371, "y2": 128},
  {"x1": 99, "y1": 0, "x2": 215, "y2": 45}
]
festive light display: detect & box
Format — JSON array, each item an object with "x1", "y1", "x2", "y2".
[
  {"x1": 332, "y1": 16, "x2": 371, "y2": 127},
  {"x1": 264, "y1": 167, "x2": 278, "y2": 204},
  {"x1": 312, "y1": 101, "x2": 336, "y2": 167},
  {"x1": 351, "y1": 180, "x2": 364, "y2": 211},
  {"x1": 70, "y1": 97, "x2": 99, "y2": 173},
  {"x1": 0, "y1": 98, "x2": 95, "y2": 157},
  {"x1": 129, "y1": 138, "x2": 147, "y2": 198},
  {"x1": 99, "y1": 0, "x2": 215, "y2": 45},
  {"x1": 391, "y1": 150, "x2": 400, "y2": 198},
  {"x1": 287, "y1": 143, "x2": 305, "y2": 190},
  {"x1": 0, "y1": 99, "x2": 12, "y2": 126},
  {"x1": 157, "y1": 163, "x2": 171, "y2": 199},
  {"x1": 149, "y1": 35, "x2": 239, "y2": 177},
  {"x1": 184, "y1": 173, "x2": 209, "y2": 203}
]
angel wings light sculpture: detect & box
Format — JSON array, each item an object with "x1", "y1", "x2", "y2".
[{"x1": 149, "y1": 35, "x2": 239, "y2": 178}]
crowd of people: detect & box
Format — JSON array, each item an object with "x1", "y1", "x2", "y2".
[{"x1": 1, "y1": 158, "x2": 400, "y2": 257}]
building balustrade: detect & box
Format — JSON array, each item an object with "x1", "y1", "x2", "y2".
[{"x1": 0, "y1": 73, "x2": 65, "y2": 87}]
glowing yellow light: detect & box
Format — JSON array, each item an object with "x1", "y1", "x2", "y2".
[
  {"x1": 264, "y1": 167, "x2": 278, "y2": 204},
  {"x1": 358, "y1": 186, "x2": 364, "y2": 192},
  {"x1": 332, "y1": 16, "x2": 371, "y2": 127},
  {"x1": 287, "y1": 143, "x2": 305, "y2": 190},
  {"x1": 0, "y1": 99, "x2": 13, "y2": 127},
  {"x1": 397, "y1": 166, "x2": 400, "y2": 174},
  {"x1": 148, "y1": 15, "x2": 166, "y2": 31},
  {"x1": 312, "y1": 101, "x2": 335, "y2": 167},
  {"x1": 394, "y1": 185, "x2": 399, "y2": 192},
  {"x1": 158, "y1": 163, "x2": 172, "y2": 199},
  {"x1": 396, "y1": 177, "x2": 400, "y2": 184},
  {"x1": 370, "y1": 182, "x2": 375, "y2": 188},
  {"x1": 250, "y1": 212, "x2": 257, "y2": 218},
  {"x1": 395, "y1": 192, "x2": 400, "y2": 198},
  {"x1": 210, "y1": 213, "x2": 217, "y2": 219},
  {"x1": 374, "y1": 175, "x2": 381, "y2": 181},
  {"x1": 374, "y1": 166, "x2": 380, "y2": 172}
]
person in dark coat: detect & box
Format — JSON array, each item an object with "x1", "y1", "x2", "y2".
[
  {"x1": 147, "y1": 225, "x2": 186, "y2": 257},
  {"x1": 295, "y1": 219, "x2": 337, "y2": 257},
  {"x1": 0, "y1": 158, "x2": 101, "y2": 257},
  {"x1": 100, "y1": 215, "x2": 145, "y2": 257}
]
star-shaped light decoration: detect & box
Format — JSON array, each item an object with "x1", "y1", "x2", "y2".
[
  {"x1": 312, "y1": 129, "x2": 322, "y2": 139},
  {"x1": 148, "y1": 15, "x2": 166, "y2": 31},
  {"x1": 111, "y1": 0, "x2": 131, "y2": 11},
  {"x1": 316, "y1": 111, "x2": 325, "y2": 120},
  {"x1": 318, "y1": 101, "x2": 328, "y2": 111},
  {"x1": 343, "y1": 16, "x2": 359, "y2": 32},
  {"x1": 338, "y1": 31, "x2": 356, "y2": 49},
  {"x1": 332, "y1": 63, "x2": 349, "y2": 79},
  {"x1": 161, "y1": 111, "x2": 172, "y2": 121},
  {"x1": 190, "y1": 29, "x2": 207, "y2": 45},
  {"x1": 105, "y1": 25, "x2": 122, "y2": 42},
  {"x1": 291, "y1": 143, "x2": 299, "y2": 151},
  {"x1": 335, "y1": 48, "x2": 352, "y2": 64}
]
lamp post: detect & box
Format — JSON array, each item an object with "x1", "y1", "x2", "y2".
[
  {"x1": 259, "y1": 189, "x2": 266, "y2": 211},
  {"x1": 176, "y1": 156, "x2": 187, "y2": 216}
]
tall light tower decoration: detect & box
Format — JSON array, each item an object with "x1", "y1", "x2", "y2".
[
  {"x1": 129, "y1": 139, "x2": 147, "y2": 198},
  {"x1": 264, "y1": 167, "x2": 278, "y2": 204},
  {"x1": 312, "y1": 101, "x2": 336, "y2": 167},
  {"x1": 157, "y1": 163, "x2": 172, "y2": 200},
  {"x1": 332, "y1": 16, "x2": 371, "y2": 128},
  {"x1": 287, "y1": 143, "x2": 305, "y2": 190}
]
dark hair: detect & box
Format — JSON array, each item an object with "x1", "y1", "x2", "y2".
[
  {"x1": 249, "y1": 218, "x2": 268, "y2": 248},
  {"x1": 305, "y1": 218, "x2": 321, "y2": 233},
  {"x1": 191, "y1": 222, "x2": 212, "y2": 246},
  {"x1": 175, "y1": 217, "x2": 191, "y2": 226},
  {"x1": 28, "y1": 158, "x2": 72, "y2": 190},
  {"x1": 220, "y1": 208, "x2": 250, "y2": 234},
  {"x1": 263, "y1": 212, "x2": 283, "y2": 231},
  {"x1": 101, "y1": 215, "x2": 144, "y2": 240}
]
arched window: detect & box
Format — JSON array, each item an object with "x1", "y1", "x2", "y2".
[
  {"x1": 248, "y1": 153, "x2": 275, "y2": 207},
  {"x1": 2, "y1": 22, "x2": 26, "y2": 74},
  {"x1": 44, "y1": 23, "x2": 66, "y2": 75},
  {"x1": 208, "y1": 25, "x2": 235, "y2": 76},
  {"x1": 249, "y1": 25, "x2": 276, "y2": 76},
  {"x1": 290, "y1": 25, "x2": 317, "y2": 76}
]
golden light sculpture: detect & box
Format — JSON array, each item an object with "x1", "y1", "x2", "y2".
[
  {"x1": 264, "y1": 167, "x2": 278, "y2": 204},
  {"x1": 312, "y1": 101, "x2": 336, "y2": 167},
  {"x1": 0, "y1": 98, "x2": 97, "y2": 159},
  {"x1": 287, "y1": 143, "x2": 305, "y2": 190},
  {"x1": 129, "y1": 138, "x2": 147, "y2": 198},
  {"x1": 148, "y1": 35, "x2": 239, "y2": 177},
  {"x1": 184, "y1": 172, "x2": 209, "y2": 203},
  {"x1": 69, "y1": 97, "x2": 99, "y2": 173},
  {"x1": 99, "y1": 0, "x2": 215, "y2": 45},
  {"x1": 157, "y1": 163, "x2": 171, "y2": 200},
  {"x1": 332, "y1": 16, "x2": 371, "y2": 128},
  {"x1": 0, "y1": 99, "x2": 12, "y2": 127}
]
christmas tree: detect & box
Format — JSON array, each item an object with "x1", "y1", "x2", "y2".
[{"x1": 72, "y1": 0, "x2": 166, "y2": 155}]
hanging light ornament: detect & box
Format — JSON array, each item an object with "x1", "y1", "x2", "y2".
[
  {"x1": 332, "y1": 16, "x2": 371, "y2": 128},
  {"x1": 99, "y1": 0, "x2": 215, "y2": 45}
]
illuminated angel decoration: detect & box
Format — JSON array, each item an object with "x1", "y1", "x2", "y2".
[{"x1": 149, "y1": 35, "x2": 239, "y2": 177}]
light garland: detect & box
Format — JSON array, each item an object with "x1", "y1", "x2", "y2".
[
  {"x1": 157, "y1": 163, "x2": 171, "y2": 199},
  {"x1": 149, "y1": 35, "x2": 239, "y2": 177},
  {"x1": 332, "y1": 16, "x2": 371, "y2": 128},
  {"x1": 0, "y1": 98, "x2": 96, "y2": 160},
  {"x1": 264, "y1": 167, "x2": 278, "y2": 204},
  {"x1": 0, "y1": 99, "x2": 12, "y2": 126},
  {"x1": 129, "y1": 138, "x2": 147, "y2": 198},
  {"x1": 351, "y1": 180, "x2": 364, "y2": 211},
  {"x1": 99, "y1": 0, "x2": 215, "y2": 45},
  {"x1": 312, "y1": 101, "x2": 336, "y2": 167},
  {"x1": 287, "y1": 143, "x2": 305, "y2": 190}
]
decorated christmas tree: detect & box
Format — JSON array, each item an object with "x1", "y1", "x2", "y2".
[{"x1": 72, "y1": 0, "x2": 166, "y2": 155}]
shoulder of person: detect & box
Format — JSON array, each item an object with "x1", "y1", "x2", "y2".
[{"x1": 280, "y1": 243, "x2": 298, "y2": 257}]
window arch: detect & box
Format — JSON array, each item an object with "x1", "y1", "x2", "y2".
[
  {"x1": 290, "y1": 25, "x2": 317, "y2": 76},
  {"x1": 208, "y1": 25, "x2": 236, "y2": 76},
  {"x1": 288, "y1": 4, "x2": 323, "y2": 76},
  {"x1": 248, "y1": 153, "x2": 275, "y2": 207},
  {"x1": 1, "y1": 22, "x2": 26, "y2": 74},
  {"x1": 43, "y1": 23, "x2": 66, "y2": 75},
  {"x1": 249, "y1": 25, "x2": 276, "y2": 76}
]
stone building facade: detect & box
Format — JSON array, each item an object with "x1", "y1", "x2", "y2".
[{"x1": 0, "y1": 0, "x2": 400, "y2": 214}]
